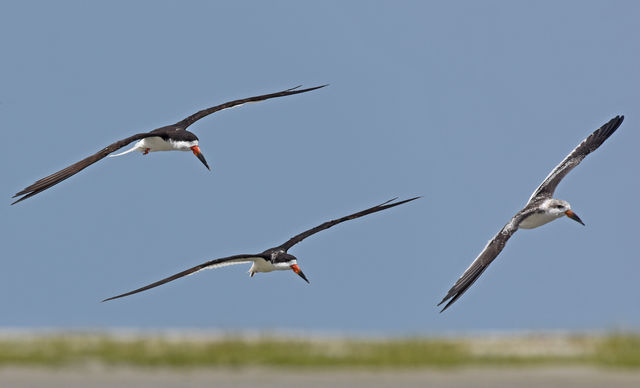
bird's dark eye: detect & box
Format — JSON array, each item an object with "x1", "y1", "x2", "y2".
[{"x1": 555, "y1": 204, "x2": 563, "y2": 209}]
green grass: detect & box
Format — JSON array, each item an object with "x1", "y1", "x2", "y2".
[
  {"x1": 0, "y1": 333, "x2": 638, "y2": 369},
  {"x1": 593, "y1": 334, "x2": 640, "y2": 367}
]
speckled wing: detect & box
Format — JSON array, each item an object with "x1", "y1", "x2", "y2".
[
  {"x1": 175, "y1": 85, "x2": 327, "y2": 129},
  {"x1": 527, "y1": 115, "x2": 624, "y2": 204},
  {"x1": 277, "y1": 197, "x2": 420, "y2": 251},
  {"x1": 103, "y1": 254, "x2": 264, "y2": 302},
  {"x1": 12, "y1": 132, "x2": 160, "y2": 205},
  {"x1": 438, "y1": 218, "x2": 520, "y2": 312}
]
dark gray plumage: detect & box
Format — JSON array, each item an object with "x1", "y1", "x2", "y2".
[
  {"x1": 12, "y1": 85, "x2": 327, "y2": 204},
  {"x1": 103, "y1": 197, "x2": 420, "y2": 302}
]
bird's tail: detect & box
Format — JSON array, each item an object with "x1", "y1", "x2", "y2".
[{"x1": 108, "y1": 144, "x2": 142, "y2": 157}]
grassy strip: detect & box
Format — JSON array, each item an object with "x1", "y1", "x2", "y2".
[
  {"x1": 0, "y1": 333, "x2": 637, "y2": 369},
  {"x1": 593, "y1": 334, "x2": 640, "y2": 367}
]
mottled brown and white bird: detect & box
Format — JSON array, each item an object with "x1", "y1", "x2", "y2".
[
  {"x1": 438, "y1": 115, "x2": 624, "y2": 312},
  {"x1": 103, "y1": 197, "x2": 420, "y2": 302},
  {"x1": 12, "y1": 85, "x2": 326, "y2": 204}
]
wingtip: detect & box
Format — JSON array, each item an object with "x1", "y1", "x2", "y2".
[
  {"x1": 600, "y1": 115, "x2": 625, "y2": 137},
  {"x1": 296, "y1": 84, "x2": 329, "y2": 92},
  {"x1": 611, "y1": 115, "x2": 624, "y2": 126},
  {"x1": 384, "y1": 197, "x2": 399, "y2": 205},
  {"x1": 437, "y1": 299, "x2": 453, "y2": 313},
  {"x1": 437, "y1": 290, "x2": 459, "y2": 312},
  {"x1": 383, "y1": 196, "x2": 422, "y2": 205},
  {"x1": 390, "y1": 196, "x2": 422, "y2": 206},
  {"x1": 101, "y1": 296, "x2": 117, "y2": 303}
]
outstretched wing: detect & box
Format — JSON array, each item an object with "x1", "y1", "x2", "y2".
[
  {"x1": 103, "y1": 254, "x2": 263, "y2": 302},
  {"x1": 175, "y1": 85, "x2": 328, "y2": 129},
  {"x1": 438, "y1": 217, "x2": 520, "y2": 312},
  {"x1": 278, "y1": 197, "x2": 420, "y2": 251},
  {"x1": 12, "y1": 132, "x2": 159, "y2": 205},
  {"x1": 527, "y1": 115, "x2": 624, "y2": 203}
]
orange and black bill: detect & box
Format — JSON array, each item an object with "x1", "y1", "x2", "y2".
[
  {"x1": 565, "y1": 210, "x2": 585, "y2": 225},
  {"x1": 190, "y1": 146, "x2": 210, "y2": 170},
  {"x1": 291, "y1": 264, "x2": 309, "y2": 283}
]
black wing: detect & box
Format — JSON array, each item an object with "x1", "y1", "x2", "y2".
[
  {"x1": 278, "y1": 197, "x2": 420, "y2": 251},
  {"x1": 527, "y1": 115, "x2": 624, "y2": 203},
  {"x1": 12, "y1": 132, "x2": 159, "y2": 205},
  {"x1": 103, "y1": 254, "x2": 264, "y2": 302},
  {"x1": 175, "y1": 85, "x2": 328, "y2": 129},
  {"x1": 438, "y1": 218, "x2": 520, "y2": 312}
]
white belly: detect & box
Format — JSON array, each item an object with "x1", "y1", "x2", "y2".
[
  {"x1": 249, "y1": 259, "x2": 278, "y2": 274},
  {"x1": 519, "y1": 211, "x2": 561, "y2": 229},
  {"x1": 138, "y1": 137, "x2": 180, "y2": 152},
  {"x1": 108, "y1": 137, "x2": 195, "y2": 158}
]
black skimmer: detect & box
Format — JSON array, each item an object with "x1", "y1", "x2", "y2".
[
  {"x1": 12, "y1": 85, "x2": 326, "y2": 205},
  {"x1": 438, "y1": 115, "x2": 624, "y2": 312},
  {"x1": 103, "y1": 197, "x2": 420, "y2": 302}
]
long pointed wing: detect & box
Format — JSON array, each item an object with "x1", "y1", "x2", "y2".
[
  {"x1": 278, "y1": 197, "x2": 420, "y2": 251},
  {"x1": 438, "y1": 218, "x2": 520, "y2": 312},
  {"x1": 175, "y1": 85, "x2": 328, "y2": 129},
  {"x1": 102, "y1": 254, "x2": 263, "y2": 302},
  {"x1": 527, "y1": 115, "x2": 624, "y2": 203},
  {"x1": 12, "y1": 132, "x2": 160, "y2": 205}
]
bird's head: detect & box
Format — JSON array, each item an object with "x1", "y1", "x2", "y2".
[
  {"x1": 273, "y1": 252, "x2": 309, "y2": 283},
  {"x1": 546, "y1": 199, "x2": 584, "y2": 226},
  {"x1": 170, "y1": 131, "x2": 210, "y2": 170}
]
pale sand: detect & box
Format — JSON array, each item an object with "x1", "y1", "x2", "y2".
[{"x1": 1, "y1": 367, "x2": 640, "y2": 388}]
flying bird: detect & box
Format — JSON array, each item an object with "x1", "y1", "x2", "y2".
[
  {"x1": 12, "y1": 85, "x2": 327, "y2": 205},
  {"x1": 103, "y1": 197, "x2": 420, "y2": 301},
  {"x1": 438, "y1": 115, "x2": 624, "y2": 312}
]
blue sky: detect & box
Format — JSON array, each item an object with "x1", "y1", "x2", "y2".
[{"x1": 1, "y1": 1, "x2": 639, "y2": 333}]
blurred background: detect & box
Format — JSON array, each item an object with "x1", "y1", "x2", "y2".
[{"x1": 1, "y1": 1, "x2": 639, "y2": 386}]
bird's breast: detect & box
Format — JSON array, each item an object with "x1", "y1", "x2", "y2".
[
  {"x1": 138, "y1": 137, "x2": 195, "y2": 152},
  {"x1": 249, "y1": 258, "x2": 278, "y2": 274},
  {"x1": 519, "y1": 211, "x2": 561, "y2": 229}
]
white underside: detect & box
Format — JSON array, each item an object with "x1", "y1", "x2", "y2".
[
  {"x1": 249, "y1": 260, "x2": 288, "y2": 274},
  {"x1": 190, "y1": 257, "x2": 263, "y2": 277},
  {"x1": 184, "y1": 256, "x2": 293, "y2": 279},
  {"x1": 109, "y1": 137, "x2": 196, "y2": 157},
  {"x1": 249, "y1": 258, "x2": 298, "y2": 277},
  {"x1": 519, "y1": 211, "x2": 562, "y2": 229}
]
